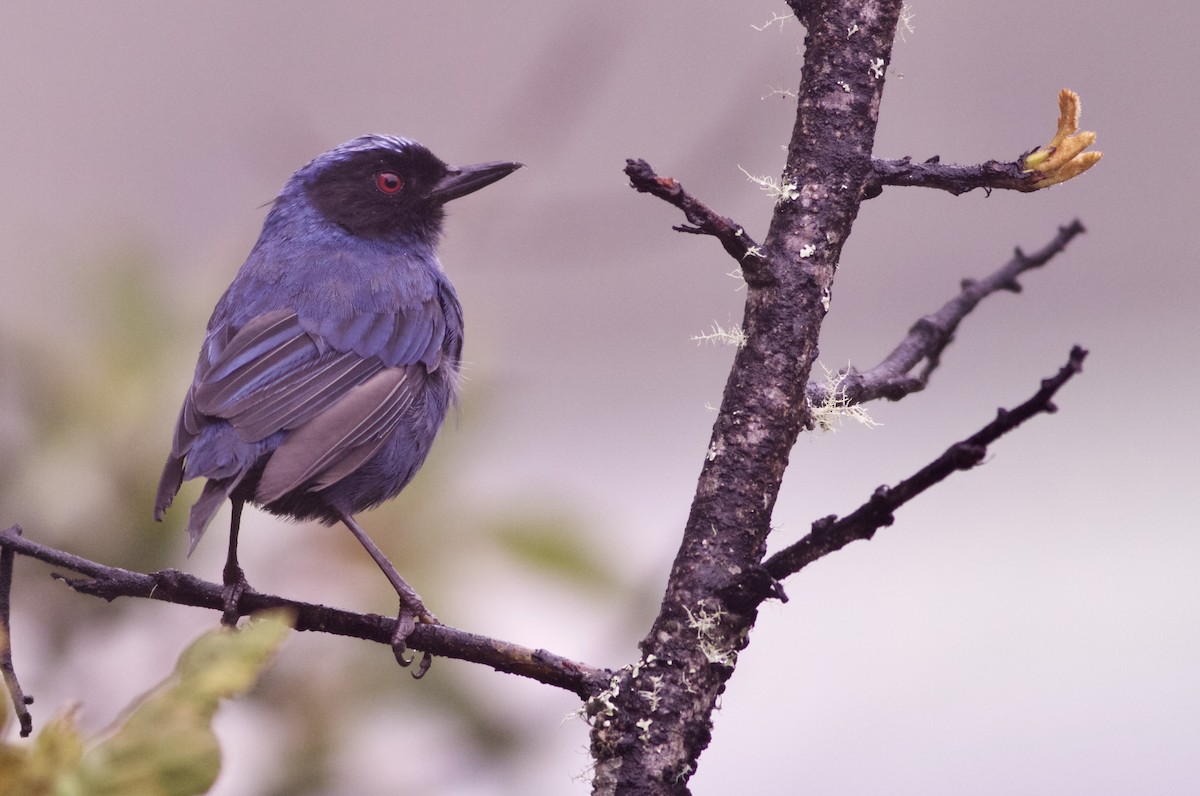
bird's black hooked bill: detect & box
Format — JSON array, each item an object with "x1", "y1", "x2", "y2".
[{"x1": 430, "y1": 160, "x2": 523, "y2": 204}]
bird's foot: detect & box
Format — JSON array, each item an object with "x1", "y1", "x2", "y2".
[
  {"x1": 220, "y1": 563, "x2": 251, "y2": 627},
  {"x1": 391, "y1": 601, "x2": 438, "y2": 679}
]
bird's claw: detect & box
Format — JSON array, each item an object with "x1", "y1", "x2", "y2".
[
  {"x1": 391, "y1": 610, "x2": 417, "y2": 665},
  {"x1": 220, "y1": 565, "x2": 250, "y2": 627},
  {"x1": 412, "y1": 651, "x2": 433, "y2": 679},
  {"x1": 391, "y1": 605, "x2": 437, "y2": 678}
]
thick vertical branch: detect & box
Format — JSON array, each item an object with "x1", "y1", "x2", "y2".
[{"x1": 589, "y1": 2, "x2": 904, "y2": 792}]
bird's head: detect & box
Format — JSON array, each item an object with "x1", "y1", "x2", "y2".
[{"x1": 296, "y1": 134, "x2": 522, "y2": 243}]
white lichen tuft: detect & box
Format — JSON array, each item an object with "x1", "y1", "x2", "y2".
[
  {"x1": 762, "y1": 85, "x2": 798, "y2": 101},
  {"x1": 727, "y1": 265, "x2": 748, "y2": 291},
  {"x1": 738, "y1": 166, "x2": 800, "y2": 202},
  {"x1": 639, "y1": 675, "x2": 664, "y2": 712},
  {"x1": 684, "y1": 604, "x2": 737, "y2": 667},
  {"x1": 692, "y1": 321, "x2": 747, "y2": 349},
  {"x1": 571, "y1": 653, "x2": 664, "y2": 727},
  {"x1": 751, "y1": 11, "x2": 793, "y2": 32},
  {"x1": 685, "y1": 605, "x2": 725, "y2": 637},
  {"x1": 898, "y1": 4, "x2": 917, "y2": 42},
  {"x1": 698, "y1": 639, "x2": 736, "y2": 667},
  {"x1": 810, "y1": 362, "x2": 881, "y2": 432}
]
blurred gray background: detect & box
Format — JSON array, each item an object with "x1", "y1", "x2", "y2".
[{"x1": 1, "y1": 2, "x2": 1195, "y2": 794}]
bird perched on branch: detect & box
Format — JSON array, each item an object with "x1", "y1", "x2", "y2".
[{"x1": 154, "y1": 135, "x2": 521, "y2": 672}]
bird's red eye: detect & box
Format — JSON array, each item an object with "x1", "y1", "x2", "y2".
[{"x1": 375, "y1": 172, "x2": 403, "y2": 194}]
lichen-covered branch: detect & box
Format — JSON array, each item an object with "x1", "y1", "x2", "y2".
[
  {"x1": 588, "y1": 2, "x2": 907, "y2": 792},
  {"x1": 805, "y1": 220, "x2": 1087, "y2": 410}
]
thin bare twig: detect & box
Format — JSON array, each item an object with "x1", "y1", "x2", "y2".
[
  {"x1": 769, "y1": 346, "x2": 1087, "y2": 579},
  {"x1": 624, "y1": 159, "x2": 767, "y2": 281},
  {"x1": 0, "y1": 526, "x2": 33, "y2": 737}
]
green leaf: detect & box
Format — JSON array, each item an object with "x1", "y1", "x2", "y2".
[
  {"x1": 0, "y1": 709, "x2": 84, "y2": 796},
  {"x1": 57, "y1": 610, "x2": 293, "y2": 796}
]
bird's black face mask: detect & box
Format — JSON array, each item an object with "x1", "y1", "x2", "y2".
[{"x1": 304, "y1": 146, "x2": 450, "y2": 241}]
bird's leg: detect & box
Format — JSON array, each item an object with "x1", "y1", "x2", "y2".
[
  {"x1": 338, "y1": 511, "x2": 436, "y2": 676},
  {"x1": 221, "y1": 500, "x2": 250, "y2": 626}
]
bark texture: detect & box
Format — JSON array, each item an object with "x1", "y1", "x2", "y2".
[{"x1": 588, "y1": 2, "x2": 906, "y2": 792}]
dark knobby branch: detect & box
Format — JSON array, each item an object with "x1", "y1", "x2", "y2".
[
  {"x1": 624, "y1": 159, "x2": 766, "y2": 280},
  {"x1": 866, "y1": 89, "x2": 1101, "y2": 198},
  {"x1": 768, "y1": 346, "x2": 1087, "y2": 580},
  {"x1": 869, "y1": 155, "x2": 1029, "y2": 196},
  {"x1": 589, "y1": 6, "x2": 1100, "y2": 794},
  {"x1": 805, "y1": 220, "x2": 1087, "y2": 410},
  {"x1": 0, "y1": 527, "x2": 609, "y2": 719},
  {"x1": 590, "y1": 3, "x2": 908, "y2": 792}
]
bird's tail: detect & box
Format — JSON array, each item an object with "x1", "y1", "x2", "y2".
[
  {"x1": 185, "y1": 477, "x2": 240, "y2": 556},
  {"x1": 153, "y1": 454, "x2": 185, "y2": 522}
]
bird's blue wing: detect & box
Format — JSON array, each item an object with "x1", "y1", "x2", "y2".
[
  {"x1": 299, "y1": 299, "x2": 448, "y2": 369},
  {"x1": 253, "y1": 364, "x2": 429, "y2": 503},
  {"x1": 193, "y1": 309, "x2": 388, "y2": 442},
  {"x1": 155, "y1": 289, "x2": 457, "y2": 521}
]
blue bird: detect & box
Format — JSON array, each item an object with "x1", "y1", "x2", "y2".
[{"x1": 154, "y1": 135, "x2": 521, "y2": 669}]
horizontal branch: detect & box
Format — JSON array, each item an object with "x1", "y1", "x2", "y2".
[
  {"x1": 869, "y1": 91, "x2": 1101, "y2": 197},
  {"x1": 867, "y1": 155, "x2": 1038, "y2": 197},
  {"x1": 0, "y1": 528, "x2": 608, "y2": 703},
  {"x1": 768, "y1": 345, "x2": 1087, "y2": 580},
  {"x1": 805, "y1": 220, "x2": 1086, "y2": 409}
]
